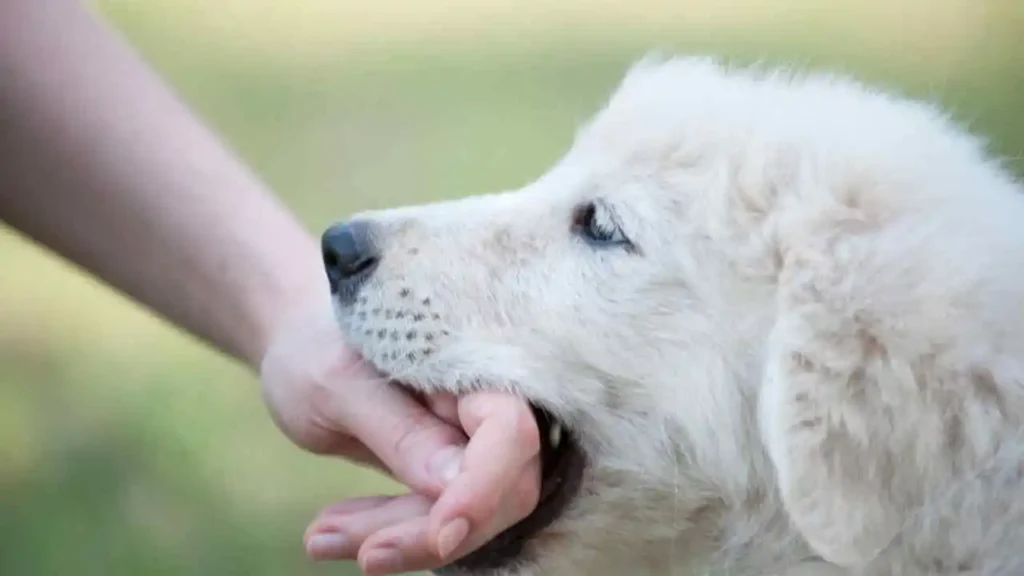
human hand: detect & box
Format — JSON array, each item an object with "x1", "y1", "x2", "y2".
[{"x1": 260, "y1": 301, "x2": 542, "y2": 574}]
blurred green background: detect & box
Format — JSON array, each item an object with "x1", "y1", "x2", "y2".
[{"x1": 0, "y1": 1, "x2": 1020, "y2": 575}]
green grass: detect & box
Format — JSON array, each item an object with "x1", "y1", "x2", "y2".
[{"x1": 1, "y1": 1, "x2": 1021, "y2": 575}]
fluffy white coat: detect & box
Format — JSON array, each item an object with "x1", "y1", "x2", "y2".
[{"x1": 332, "y1": 56, "x2": 1024, "y2": 576}]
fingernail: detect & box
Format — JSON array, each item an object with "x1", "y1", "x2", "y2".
[
  {"x1": 363, "y1": 548, "x2": 404, "y2": 574},
  {"x1": 306, "y1": 532, "x2": 350, "y2": 560},
  {"x1": 437, "y1": 517, "x2": 470, "y2": 559},
  {"x1": 428, "y1": 446, "x2": 464, "y2": 485}
]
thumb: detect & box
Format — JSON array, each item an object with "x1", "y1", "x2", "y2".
[{"x1": 339, "y1": 381, "x2": 469, "y2": 498}]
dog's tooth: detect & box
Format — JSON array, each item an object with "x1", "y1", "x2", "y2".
[{"x1": 549, "y1": 422, "x2": 563, "y2": 449}]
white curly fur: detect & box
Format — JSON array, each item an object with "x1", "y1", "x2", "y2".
[{"x1": 330, "y1": 55, "x2": 1024, "y2": 575}]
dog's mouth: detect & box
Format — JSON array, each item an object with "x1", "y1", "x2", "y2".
[{"x1": 387, "y1": 382, "x2": 586, "y2": 575}]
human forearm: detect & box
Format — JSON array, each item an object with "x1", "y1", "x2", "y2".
[{"x1": 0, "y1": 0, "x2": 324, "y2": 367}]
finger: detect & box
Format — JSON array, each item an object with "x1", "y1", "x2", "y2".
[
  {"x1": 427, "y1": 392, "x2": 542, "y2": 560},
  {"x1": 310, "y1": 495, "x2": 399, "y2": 522},
  {"x1": 425, "y1": 392, "x2": 460, "y2": 427},
  {"x1": 305, "y1": 496, "x2": 400, "y2": 561},
  {"x1": 430, "y1": 457, "x2": 542, "y2": 562},
  {"x1": 350, "y1": 464, "x2": 541, "y2": 574},
  {"x1": 358, "y1": 515, "x2": 443, "y2": 575},
  {"x1": 304, "y1": 493, "x2": 433, "y2": 561},
  {"x1": 335, "y1": 379, "x2": 469, "y2": 497},
  {"x1": 314, "y1": 436, "x2": 391, "y2": 475}
]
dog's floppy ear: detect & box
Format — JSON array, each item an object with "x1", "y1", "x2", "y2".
[{"x1": 758, "y1": 241, "x2": 911, "y2": 567}]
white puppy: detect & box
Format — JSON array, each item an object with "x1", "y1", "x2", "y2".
[{"x1": 320, "y1": 56, "x2": 1024, "y2": 576}]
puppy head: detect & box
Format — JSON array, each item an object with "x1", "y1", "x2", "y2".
[
  {"x1": 323, "y1": 55, "x2": 1001, "y2": 574},
  {"x1": 323, "y1": 152, "x2": 735, "y2": 574}
]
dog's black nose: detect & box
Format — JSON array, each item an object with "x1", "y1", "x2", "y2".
[{"x1": 321, "y1": 221, "x2": 380, "y2": 303}]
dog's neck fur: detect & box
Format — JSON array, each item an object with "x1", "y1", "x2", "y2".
[{"x1": 660, "y1": 289, "x2": 818, "y2": 575}]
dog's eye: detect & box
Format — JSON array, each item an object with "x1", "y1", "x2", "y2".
[{"x1": 572, "y1": 201, "x2": 630, "y2": 248}]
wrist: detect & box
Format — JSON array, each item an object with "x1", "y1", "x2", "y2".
[{"x1": 249, "y1": 245, "x2": 333, "y2": 370}]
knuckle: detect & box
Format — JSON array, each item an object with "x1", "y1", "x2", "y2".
[
  {"x1": 307, "y1": 377, "x2": 334, "y2": 409},
  {"x1": 391, "y1": 409, "x2": 451, "y2": 460},
  {"x1": 512, "y1": 409, "x2": 541, "y2": 454},
  {"x1": 511, "y1": 473, "x2": 541, "y2": 516},
  {"x1": 454, "y1": 480, "x2": 504, "y2": 524},
  {"x1": 472, "y1": 489, "x2": 505, "y2": 524}
]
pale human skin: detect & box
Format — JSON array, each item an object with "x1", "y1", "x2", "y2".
[{"x1": 0, "y1": 1, "x2": 541, "y2": 574}]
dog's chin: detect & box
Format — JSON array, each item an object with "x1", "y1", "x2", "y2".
[{"x1": 386, "y1": 377, "x2": 588, "y2": 575}]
